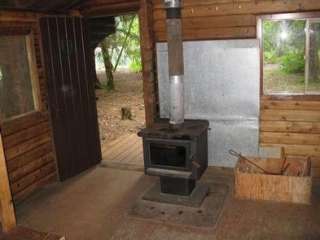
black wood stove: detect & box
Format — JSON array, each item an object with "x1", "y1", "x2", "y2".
[
  {"x1": 139, "y1": 0, "x2": 209, "y2": 205},
  {"x1": 138, "y1": 120, "x2": 209, "y2": 196}
]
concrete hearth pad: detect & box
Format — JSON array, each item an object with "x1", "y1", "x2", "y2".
[{"x1": 130, "y1": 182, "x2": 229, "y2": 228}]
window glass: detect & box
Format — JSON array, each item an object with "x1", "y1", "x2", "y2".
[
  {"x1": 0, "y1": 35, "x2": 36, "y2": 120},
  {"x1": 263, "y1": 18, "x2": 320, "y2": 95}
]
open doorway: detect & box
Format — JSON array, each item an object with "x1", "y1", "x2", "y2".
[{"x1": 94, "y1": 14, "x2": 145, "y2": 169}]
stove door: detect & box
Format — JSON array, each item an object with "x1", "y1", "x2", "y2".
[{"x1": 143, "y1": 138, "x2": 192, "y2": 172}]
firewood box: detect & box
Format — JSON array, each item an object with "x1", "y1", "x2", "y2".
[{"x1": 234, "y1": 157, "x2": 312, "y2": 204}]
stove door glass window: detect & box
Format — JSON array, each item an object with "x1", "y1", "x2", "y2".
[{"x1": 150, "y1": 143, "x2": 186, "y2": 168}]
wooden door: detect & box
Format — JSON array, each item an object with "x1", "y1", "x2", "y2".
[{"x1": 40, "y1": 16, "x2": 101, "y2": 180}]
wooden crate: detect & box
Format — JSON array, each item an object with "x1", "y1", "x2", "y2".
[{"x1": 234, "y1": 157, "x2": 312, "y2": 204}]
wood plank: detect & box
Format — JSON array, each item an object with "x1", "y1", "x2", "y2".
[
  {"x1": 10, "y1": 161, "x2": 56, "y2": 194},
  {"x1": 101, "y1": 133, "x2": 134, "y2": 154},
  {"x1": 3, "y1": 121, "x2": 50, "y2": 149},
  {"x1": 5, "y1": 131, "x2": 52, "y2": 160},
  {"x1": 260, "y1": 109, "x2": 320, "y2": 122},
  {"x1": 111, "y1": 137, "x2": 141, "y2": 163},
  {"x1": 26, "y1": 32, "x2": 43, "y2": 112},
  {"x1": 9, "y1": 153, "x2": 54, "y2": 183},
  {"x1": 153, "y1": 0, "x2": 320, "y2": 20},
  {"x1": 140, "y1": 0, "x2": 157, "y2": 128},
  {"x1": 152, "y1": 0, "x2": 251, "y2": 7},
  {"x1": 235, "y1": 157, "x2": 312, "y2": 204},
  {"x1": 0, "y1": 132, "x2": 16, "y2": 232},
  {"x1": 154, "y1": 14, "x2": 255, "y2": 32},
  {"x1": 1, "y1": 112, "x2": 49, "y2": 137},
  {"x1": 312, "y1": 168, "x2": 320, "y2": 177},
  {"x1": 260, "y1": 132, "x2": 320, "y2": 146},
  {"x1": 127, "y1": 148, "x2": 143, "y2": 165},
  {"x1": 286, "y1": 155, "x2": 320, "y2": 168},
  {"x1": 260, "y1": 143, "x2": 320, "y2": 158},
  {"x1": 261, "y1": 100, "x2": 320, "y2": 111},
  {"x1": 13, "y1": 172, "x2": 57, "y2": 203},
  {"x1": 260, "y1": 121, "x2": 320, "y2": 134},
  {"x1": 6, "y1": 142, "x2": 52, "y2": 172},
  {"x1": 81, "y1": 1, "x2": 140, "y2": 16},
  {"x1": 102, "y1": 134, "x2": 137, "y2": 160},
  {"x1": 156, "y1": 26, "x2": 256, "y2": 41},
  {"x1": 0, "y1": 11, "x2": 39, "y2": 22}
]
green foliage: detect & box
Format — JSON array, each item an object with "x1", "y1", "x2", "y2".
[
  {"x1": 130, "y1": 58, "x2": 142, "y2": 72},
  {"x1": 98, "y1": 15, "x2": 142, "y2": 73},
  {"x1": 263, "y1": 19, "x2": 306, "y2": 74},
  {"x1": 280, "y1": 51, "x2": 305, "y2": 74},
  {"x1": 264, "y1": 50, "x2": 278, "y2": 64}
]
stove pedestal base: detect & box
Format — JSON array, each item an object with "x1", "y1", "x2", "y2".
[
  {"x1": 143, "y1": 182, "x2": 209, "y2": 207},
  {"x1": 160, "y1": 177, "x2": 195, "y2": 196}
]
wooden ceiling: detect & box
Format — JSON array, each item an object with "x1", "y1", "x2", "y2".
[
  {"x1": 0, "y1": 0, "x2": 86, "y2": 12},
  {"x1": 0, "y1": 0, "x2": 141, "y2": 15}
]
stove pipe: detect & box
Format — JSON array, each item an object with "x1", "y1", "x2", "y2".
[{"x1": 164, "y1": 0, "x2": 184, "y2": 126}]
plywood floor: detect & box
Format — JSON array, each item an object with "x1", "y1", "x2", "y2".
[
  {"x1": 15, "y1": 166, "x2": 320, "y2": 240},
  {"x1": 101, "y1": 134, "x2": 144, "y2": 170}
]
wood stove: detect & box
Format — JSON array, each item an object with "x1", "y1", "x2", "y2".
[
  {"x1": 138, "y1": 120, "x2": 209, "y2": 196},
  {"x1": 139, "y1": 0, "x2": 209, "y2": 204}
]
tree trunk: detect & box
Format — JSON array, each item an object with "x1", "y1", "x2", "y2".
[
  {"x1": 308, "y1": 22, "x2": 320, "y2": 82},
  {"x1": 113, "y1": 16, "x2": 135, "y2": 72},
  {"x1": 91, "y1": 48, "x2": 101, "y2": 89},
  {"x1": 101, "y1": 41, "x2": 115, "y2": 90}
]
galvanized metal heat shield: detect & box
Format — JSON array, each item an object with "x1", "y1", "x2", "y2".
[{"x1": 156, "y1": 40, "x2": 260, "y2": 167}]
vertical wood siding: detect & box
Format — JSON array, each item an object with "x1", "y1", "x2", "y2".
[{"x1": 40, "y1": 17, "x2": 102, "y2": 180}]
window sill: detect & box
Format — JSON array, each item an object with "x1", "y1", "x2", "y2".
[
  {"x1": 0, "y1": 111, "x2": 49, "y2": 136},
  {"x1": 262, "y1": 94, "x2": 320, "y2": 101}
]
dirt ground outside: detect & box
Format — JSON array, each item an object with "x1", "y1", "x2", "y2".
[{"x1": 95, "y1": 70, "x2": 145, "y2": 145}]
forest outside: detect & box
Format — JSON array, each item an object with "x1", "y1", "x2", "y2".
[
  {"x1": 95, "y1": 15, "x2": 141, "y2": 91},
  {"x1": 94, "y1": 14, "x2": 145, "y2": 144},
  {"x1": 263, "y1": 18, "x2": 320, "y2": 95}
]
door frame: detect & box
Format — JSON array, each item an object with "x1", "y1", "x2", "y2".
[
  {"x1": 0, "y1": 131, "x2": 16, "y2": 232},
  {"x1": 81, "y1": 0, "x2": 158, "y2": 128}
]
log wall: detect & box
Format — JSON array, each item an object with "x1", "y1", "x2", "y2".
[
  {"x1": 0, "y1": 11, "x2": 58, "y2": 203},
  {"x1": 151, "y1": 0, "x2": 320, "y2": 178},
  {"x1": 152, "y1": 0, "x2": 320, "y2": 42},
  {"x1": 260, "y1": 97, "x2": 320, "y2": 178},
  {"x1": 79, "y1": 0, "x2": 320, "y2": 178}
]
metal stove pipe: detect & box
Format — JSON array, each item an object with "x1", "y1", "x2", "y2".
[{"x1": 164, "y1": 0, "x2": 184, "y2": 126}]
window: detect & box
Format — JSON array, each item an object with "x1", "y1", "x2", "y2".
[
  {"x1": 260, "y1": 14, "x2": 320, "y2": 95},
  {"x1": 0, "y1": 33, "x2": 40, "y2": 120}
]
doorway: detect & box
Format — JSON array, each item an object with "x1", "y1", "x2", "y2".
[{"x1": 94, "y1": 14, "x2": 145, "y2": 170}]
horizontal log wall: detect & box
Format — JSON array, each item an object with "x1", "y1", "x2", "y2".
[
  {"x1": 0, "y1": 11, "x2": 58, "y2": 203},
  {"x1": 152, "y1": 0, "x2": 320, "y2": 178},
  {"x1": 80, "y1": 0, "x2": 320, "y2": 178},
  {"x1": 260, "y1": 97, "x2": 320, "y2": 178},
  {"x1": 152, "y1": 0, "x2": 320, "y2": 41}
]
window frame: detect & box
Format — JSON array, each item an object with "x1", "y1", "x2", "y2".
[
  {"x1": 0, "y1": 26, "x2": 42, "y2": 122},
  {"x1": 258, "y1": 12, "x2": 320, "y2": 100}
]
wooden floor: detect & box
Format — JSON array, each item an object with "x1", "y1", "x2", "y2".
[{"x1": 101, "y1": 133, "x2": 143, "y2": 170}]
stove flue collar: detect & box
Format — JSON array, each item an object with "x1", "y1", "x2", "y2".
[{"x1": 164, "y1": 0, "x2": 181, "y2": 9}]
